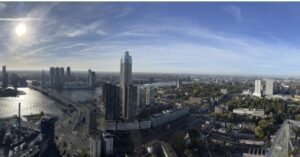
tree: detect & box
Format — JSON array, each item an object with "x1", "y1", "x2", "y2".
[
  {"x1": 255, "y1": 126, "x2": 264, "y2": 139},
  {"x1": 40, "y1": 111, "x2": 45, "y2": 117},
  {"x1": 295, "y1": 114, "x2": 300, "y2": 121}
]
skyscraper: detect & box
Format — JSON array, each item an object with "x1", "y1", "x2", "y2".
[
  {"x1": 49, "y1": 67, "x2": 65, "y2": 89},
  {"x1": 60, "y1": 67, "x2": 65, "y2": 85},
  {"x1": 88, "y1": 70, "x2": 96, "y2": 88},
  {"x1": 50, "y1": 67, "x2": 55, "y2": 88},
  {"x1": 120, "y1": 51, "x2": 132, "y2": 87},
  {"x1": 145, "y1": 87, "x2": 155, "y2": 106},
  {"x1": 41, "y1": 69, "x2": 46, "y2": 88},
  {"x1": 123, "y1": 85, "x2": 137, "y2": 120},
  {"x1": 88, "y1": 107, "x2": 97, "y2": 135},
  {"x1": 254, "y1": 80, "x2": 262, "y2": 97},
  {"x1": 66, "y1": 66, "x2": 71, "y2": 77},
  {"x1": 120, "y1": 51, "x2": 133, "y2": 119},
  {"x1": 137, "y1": 87, "x2": 145, "y2": 109},
  {"x1": 90, "y1": 136, "x2": 102, "y2": 157},
  {"x1": 2, "y1": 66, "x2": 8, "y2": 89},
  {"x1": 103, "y1": 83, "x2": 120, "y2": 120},
  {"x1": 265, "y1": 79, "x2": 274, "y2": 96}
]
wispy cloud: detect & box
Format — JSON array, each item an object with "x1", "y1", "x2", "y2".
[
  {"x1": 0, "y1": 17, "x2": 41, "y2": 21},
  {"x1": 65, "y1": 21, "x2": 107, "y2": 37},
  {"x1": 0, "y1": 3, "x2": 7, "y2": 11},
  {"x1": 223, "y1": 5, "x2": 242, "y2": 21},
  {"x1": 114, "y1": 7, "x2": 134, "y2": 18}
]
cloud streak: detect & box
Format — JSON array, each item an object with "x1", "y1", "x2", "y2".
[
  {"x1": 223, "y1": 5, "x2": 242, "y2": 21},
  {"x1": 0, "y1": 17, "x2": 42, "y2": 21}
]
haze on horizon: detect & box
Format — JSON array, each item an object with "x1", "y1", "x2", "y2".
[{"x1": 0, "y1": 2, "x2": 300, "y2": 76}]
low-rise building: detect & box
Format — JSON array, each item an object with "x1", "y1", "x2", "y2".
[
  {"x1": 215, "y1": 105, "x2": 228, "y2": 114},
  {"x1": 221, "y1": 89, "x2": 228, "y2": 95},
  {"x1": 233, "y1": 108, "x2": 265, "y2": 118},
  {"x1": 189, "y1": 97, "x2": 202, "y2": 104}
]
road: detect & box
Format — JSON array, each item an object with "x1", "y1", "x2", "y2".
[{"x1": 29, "y1": 85, "x2": 90, "y2": 157}]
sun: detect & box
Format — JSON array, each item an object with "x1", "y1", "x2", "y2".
[{"x1": 15, "y1": 23, "x2": 27, "y2": 37}]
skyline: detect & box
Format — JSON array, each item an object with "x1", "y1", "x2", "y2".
[{"x1": 1, "y1": 3, "x2": 300, "y2": 76}]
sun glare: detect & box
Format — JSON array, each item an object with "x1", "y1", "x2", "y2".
[{"x1": 15, "y1": 23, "x2": 27, "y2": 37}]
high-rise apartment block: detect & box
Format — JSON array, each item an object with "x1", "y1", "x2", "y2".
[
  {"x1": 265, "y1": 79, "x2": 274, "y2": 96},
  {"x1": 49, "y1": 67, "x2": 65, "y2": 88},
  {"x1": 103, "y1": 83, "x2": 120, "y2": 120},
  {"x1": 254, "y1": 80, "x2": 262, "y2": 97}
]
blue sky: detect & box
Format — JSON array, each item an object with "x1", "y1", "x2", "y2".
[{"x1": 1, "y1": 2, "x2": 300, "y2": 76}]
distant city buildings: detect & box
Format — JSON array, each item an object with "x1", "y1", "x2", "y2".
[
  {"x1": 176, "y1": 78, "x2": 182, "y2": 88},
  {"x1": 2, "y1": 66, "x2": 8, "y2": 89}
]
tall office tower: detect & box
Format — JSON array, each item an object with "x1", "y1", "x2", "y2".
[
  {"x1": 41, "y1": 70, "x2": 46, "y2": 88},
  {"x1": 123, "y1": 85, "x2": 137, "y2": 120},
  {"x1": 60, "y1": 67, "x2": 64, "y2": 85},
  {"x1": 120, "y1": 51, "x2": 132, "y2": 119},
  {"x1": 2, "y1": 66, "x2": 8, "y2": 89},
  {"x1": 103, "y1": 83, "x2": 120, "y2": 120},
  {"x1": 55, "y1": 67, "x2": 60, "y2": 88},
  {"x1": 137, "y1": 87, "x2": 145, "y2": 109},
  {"x1": 254, "y1": 80, "x2": 262, "y2": 97},
  {"x1": 66, "y1": 66, "x2": 71, "y2": 82},
  {"x1": 265, "y1": 79, "x2": 274, "y2": 96},
  {"x1": 120, "y1": 51, "x2": 132, "y2": 87},
  {"x1": 66, "y1": 66, "x2": 71, "y2": 77},
  {"x1": 89, "y1": 71, "x2": 96, "y2": 88},
  {"x1": 88, "y1": 107, "x2": 97, "y2": 135},
  {"x1": 145, "y1": 87, "x2": 155, "y2": 106},
  {"x1": 49, "y1": 67, "x2": 55, "y2": 88},
  {"x1": 88, "y1": 69, "x2": 92, "y2": 82},
  {"x1": 90, "y1": 136, "x2": 102, "y2": 157}
]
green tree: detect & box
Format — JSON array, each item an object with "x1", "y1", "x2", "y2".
[
  {"x1": 295, "y1": 114, "x2": 300, "y2": 121},
  {"x1": 255, "y1": 126, "x2": 264, "y2": 139}
]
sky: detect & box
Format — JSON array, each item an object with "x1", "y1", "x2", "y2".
[{"x1": 1, "y1": 2, "x2": 300, "y2": 76}]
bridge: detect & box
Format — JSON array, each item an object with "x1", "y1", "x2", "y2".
[
  {"x1": 266, "y1": 119, "x2": 300, "y2": 157},
  {"x1": 28, "y1": 85, "x2": 81, "y2": 131}
]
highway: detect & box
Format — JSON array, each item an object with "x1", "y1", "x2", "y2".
[{"x1": 28, "y1": 85, "x2": 90, "y2": 156}]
